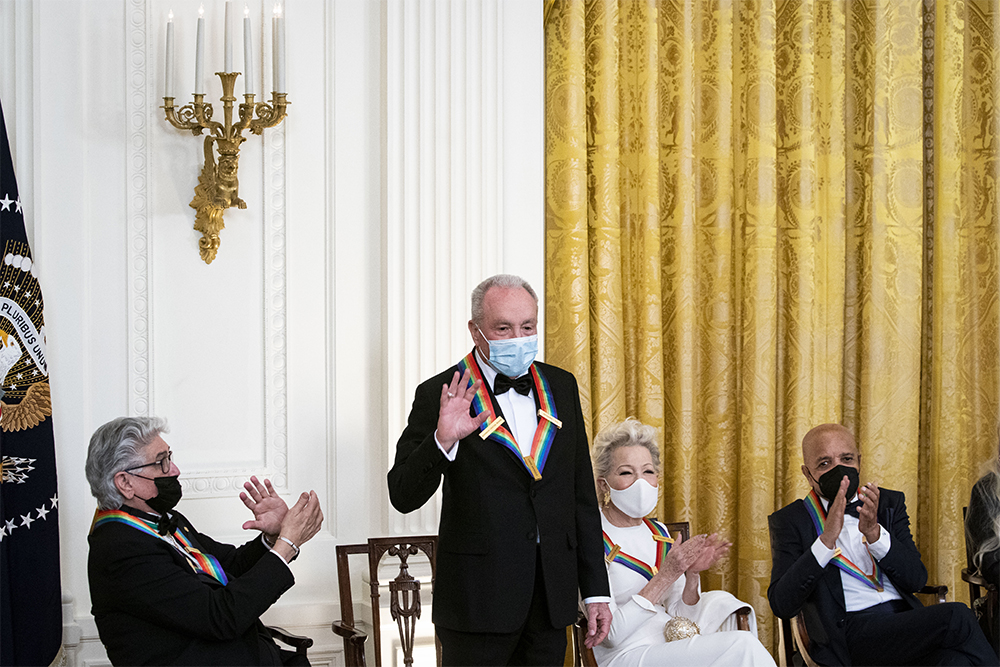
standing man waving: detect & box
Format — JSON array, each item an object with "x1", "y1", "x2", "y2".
[{"x1": 388, "y1": 274, "x2": 611, "y2": 666}]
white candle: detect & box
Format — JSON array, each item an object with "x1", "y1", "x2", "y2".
[
  {"x1": 195, "y1": 6, "x2": 205, "y2": 94},
  {"x1": 243, "y1": 5, "x2": 254, "y2": 94},
  {"x1": 274, "y1": 3, "x2": 285, "y2": 93},
  {"x1": 165, "y1": 11, "x2": 174, "y2": 98},
  {"x1": 272, "y1": 5, "x2": 278, "y2": 92},
  {"x1": 224, "y1": 0, "x2": 234, "y2": 73}
]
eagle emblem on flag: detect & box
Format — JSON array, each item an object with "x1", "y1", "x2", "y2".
[{"x1": 0, "y1": 242, "x2": 52, "y2": 433}]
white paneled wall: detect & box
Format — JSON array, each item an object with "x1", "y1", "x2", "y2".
[
  {"x1": 386, "y1": 0, "x2": 544, "y2": 535},
  {"x1": 0, "y1": 0, "x2": 542, "y2": 665}
]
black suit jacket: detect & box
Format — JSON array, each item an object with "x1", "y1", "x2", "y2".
[
  {"x1": 88, "y1": 506, "x2": 294, "y2": 666},
  {"x1": 387, "y1": 355, "x2": 610, "y2": 633},
  {"x1": 767, "y1": 488, "x2": 927, "y2": 666}
]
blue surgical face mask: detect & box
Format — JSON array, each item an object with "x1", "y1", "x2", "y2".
[{"x1": 476, "y1": 325, "x2": 538, "y2": 378}]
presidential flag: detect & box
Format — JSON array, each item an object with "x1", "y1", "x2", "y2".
[{"x1": 0, "y1": 99, "x2": 62, "y2": 665}]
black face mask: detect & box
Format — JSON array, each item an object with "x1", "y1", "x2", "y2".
[
  {"x1": 816, "y1": 465, "x2": 860, "y2": 505},
  {"x1": 136, "y1": 475, "x2": 183, "y2": 515}
]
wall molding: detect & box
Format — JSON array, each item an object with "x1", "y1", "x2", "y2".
[
  {"x1": 263, "y1": 83, "x2": 290, "y2": 491},
  {"x1": 125, "y1": 0, "x2": 289, "y2": 497},
  {"x1": 385, "y1": 0, "x2": 505, "y2": 534},
  {"x1": 126, "y1": 0, "x2": 152, "y2": 421}
]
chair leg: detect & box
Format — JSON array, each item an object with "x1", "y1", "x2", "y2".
[{"x1": 735, "y1": 606, "x2": 751, "y2": 632}]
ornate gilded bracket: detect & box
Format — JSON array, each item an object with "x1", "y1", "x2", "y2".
[{"x1": 163, "y1": 72, "x2": 288, "y2": 264}]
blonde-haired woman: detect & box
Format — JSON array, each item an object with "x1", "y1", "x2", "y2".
[
  {"x1": 590, "y1": 418, "x2": 775, "y2": 667},
  {"x1": 965, "y1": 429, "x2": 1000, "y2": 654}
]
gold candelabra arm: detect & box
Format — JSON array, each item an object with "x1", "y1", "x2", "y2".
[
  {"x1": 249, "y1": 93, "x2": 289, "y2": 136},
  {"x1": 163, "y1": 97, "x2": 206, "y2": 135},
  {"x1": 193, "y1": 96, "x2": 220, "y2": 134},
  {"x1": 236, "y1": 94, "x2": 257, "y2": 133},
  {"x1": 162, "y1": 95, "x2": 222, "y2": 136}
]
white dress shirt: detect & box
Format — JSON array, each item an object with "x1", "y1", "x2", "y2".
[{"x1": 809, "y1": 495, "x2": 902, "y2": 611}]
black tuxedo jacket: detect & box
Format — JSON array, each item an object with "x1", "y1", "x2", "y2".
[
  {"x1": 767, "y1": 488, "x2": 927, "y2": 666},
  {"x1": 88, "y1": 506, "x2": 294, "y2": 666},
  {"x1": 387, "y1": 355, "x2": 610, "y2": 634}
]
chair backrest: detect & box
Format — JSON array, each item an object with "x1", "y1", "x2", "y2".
[
  {"x1": 334, "y1": 536, "x2": 438, "y2": 667},
  {"x1": 963, "y1": 506, "x2": 984, "y2": 603},
  {"x1": 662, "y1": 521, "x2": 690, "y2": 543},
  {"x1": 961, "y1": 506, "x2": 998, "y2": 640},
  {"x1": 963, "y1": 507, "x2": 973, "y2": 568}
]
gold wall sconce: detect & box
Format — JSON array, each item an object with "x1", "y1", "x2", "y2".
[{"x1": 161, "y1": 2, "x2": 288, "y2": 264}]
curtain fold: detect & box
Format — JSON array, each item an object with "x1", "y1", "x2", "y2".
[{"x1": 545, "y1": 0, "x2": 1000, "y2": 654}]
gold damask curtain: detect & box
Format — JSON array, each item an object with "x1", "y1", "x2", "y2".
[{"x1": 545, "y1": 0, "x2": 1000, "y2": 653}]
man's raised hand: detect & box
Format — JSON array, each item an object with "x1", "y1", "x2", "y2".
[
  {"x1": 820, "y1": 475, "x2": 850, "y2": 549},
  {"x1": 435, "y1": 369, "x2": 488, "y2": 453},
  {"x1": 240, "y1": 476, "x2": 288, "y2": 543},
  {"x1": 857, "y1": 482, "x2": 881, "y2": 543}
]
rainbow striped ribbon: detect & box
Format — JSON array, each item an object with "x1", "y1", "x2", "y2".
[
  {"x1": 92, "y1": 509, "x2": 230, "y2": 585},
  {"x1": 456, "y1": 352, "x2": 560, "y2": 481},
  {"x1": 803, "y1": 489, "x2": 884, "y2": 591},
  {"x1": 602, "y1": 519, "x2": 675, "y2": 581}
]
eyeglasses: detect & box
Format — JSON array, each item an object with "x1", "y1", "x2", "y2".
[{"x1": 127, "y1": 451, "x2": 173, "y2": 475}]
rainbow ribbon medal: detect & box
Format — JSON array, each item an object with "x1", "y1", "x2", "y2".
[
  {"x1": 457, "y1": 352, "x2": 560, "y2": 480},
  {"x1": 803, "y1": 489, "x2": 883, "y2": 591},
  {"x1": 602, "y1": 519, "x2": 675, "y2": 581},
  {"x1": 92, "y1": 509, "x2": 230, "y2": 585}
]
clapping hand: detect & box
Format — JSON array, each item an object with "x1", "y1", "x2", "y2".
[
  {"x1": 280, "y1": 490, "x2": 324, "y2": 546},
  {"x1": 435, "y1": 369, "x2": 489, "y2": 453},
  {"x1": 659, "y1": 533, "x2": 707, "y2": 580},
  {"x1": 686, "y1": 533, "x2": 731, "y2": 573},
  {"x1": 820, "y1": 475, "x2": 851, "y2": 549},
  {"x1": 857, "y1": 481, "x2": 881, "y2": 543},
  {"x1": 267, "y1": 490, "x2": 324, "y2": 564},
  {"x1": 240, "y1": 476, "x2": 288, "y2": 542}
]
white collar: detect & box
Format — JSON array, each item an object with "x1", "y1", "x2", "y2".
[
  {"x1": 474, "y1": 347, "x2": 500, "y2": 387},
  {"x1": 818, "y1": 493, "x2": 860, "y2": 510}
]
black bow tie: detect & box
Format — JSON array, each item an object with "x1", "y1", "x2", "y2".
[
  {"x1": 157, "y1": 512, "x2": 179, "y2": 536},
  {"x1": 494, "y1": 374, "x2": 533, "y2": 396},
  {"x1": 845, "y1": 500, "x2": 863, "y2": 518}
]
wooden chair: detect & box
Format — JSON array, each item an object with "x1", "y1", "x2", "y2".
[
  {"x1": 332, "y1": 536, "x2": 439, "y2": 667},
  {"x1": 266, "y1": 626, "x2": 314, "y2": 659},
  {"x1": 571, "y1": 522, "x2": 751, "y2": 667},
  {"x1": 777, "y1": 585, "x2": 949, "y2": 667},
  {"x1": 962, "y1": 507, "x2": 998, "y2": 647}
]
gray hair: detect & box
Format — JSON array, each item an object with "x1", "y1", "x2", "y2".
[
  {"x1": 592, "y1": 418, "x2": 662, "y2": 484},
  {"x1": 470, "y1": 274, "x2": 538, "y2": 323},
  {"x1": 85, "y1": 416, "x2": 169, "y2": 510},
  {"x1": 970, "y1": 433, "x2": 1000, "y2": 573}
]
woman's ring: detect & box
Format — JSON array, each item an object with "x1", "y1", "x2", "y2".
[{"x1": 447, "y1": 392, "x2": 455, "y2": 398}]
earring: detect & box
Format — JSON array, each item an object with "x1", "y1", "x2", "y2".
[{"x1": 602, "y1": 490, "x2": 611, "y2": 506}]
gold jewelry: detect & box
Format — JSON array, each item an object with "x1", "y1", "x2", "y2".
[{"x1": 602, "y1": 489, "x2": 611, "y2": 506}]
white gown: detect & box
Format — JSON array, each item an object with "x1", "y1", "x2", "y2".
[{"x1": 594, "y1": 515, "x2": 776, "y2": 667}]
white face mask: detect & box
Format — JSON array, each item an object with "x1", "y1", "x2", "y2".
[{"x1": 608, "y1": 478, "x2": 659, "y2": 519}]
